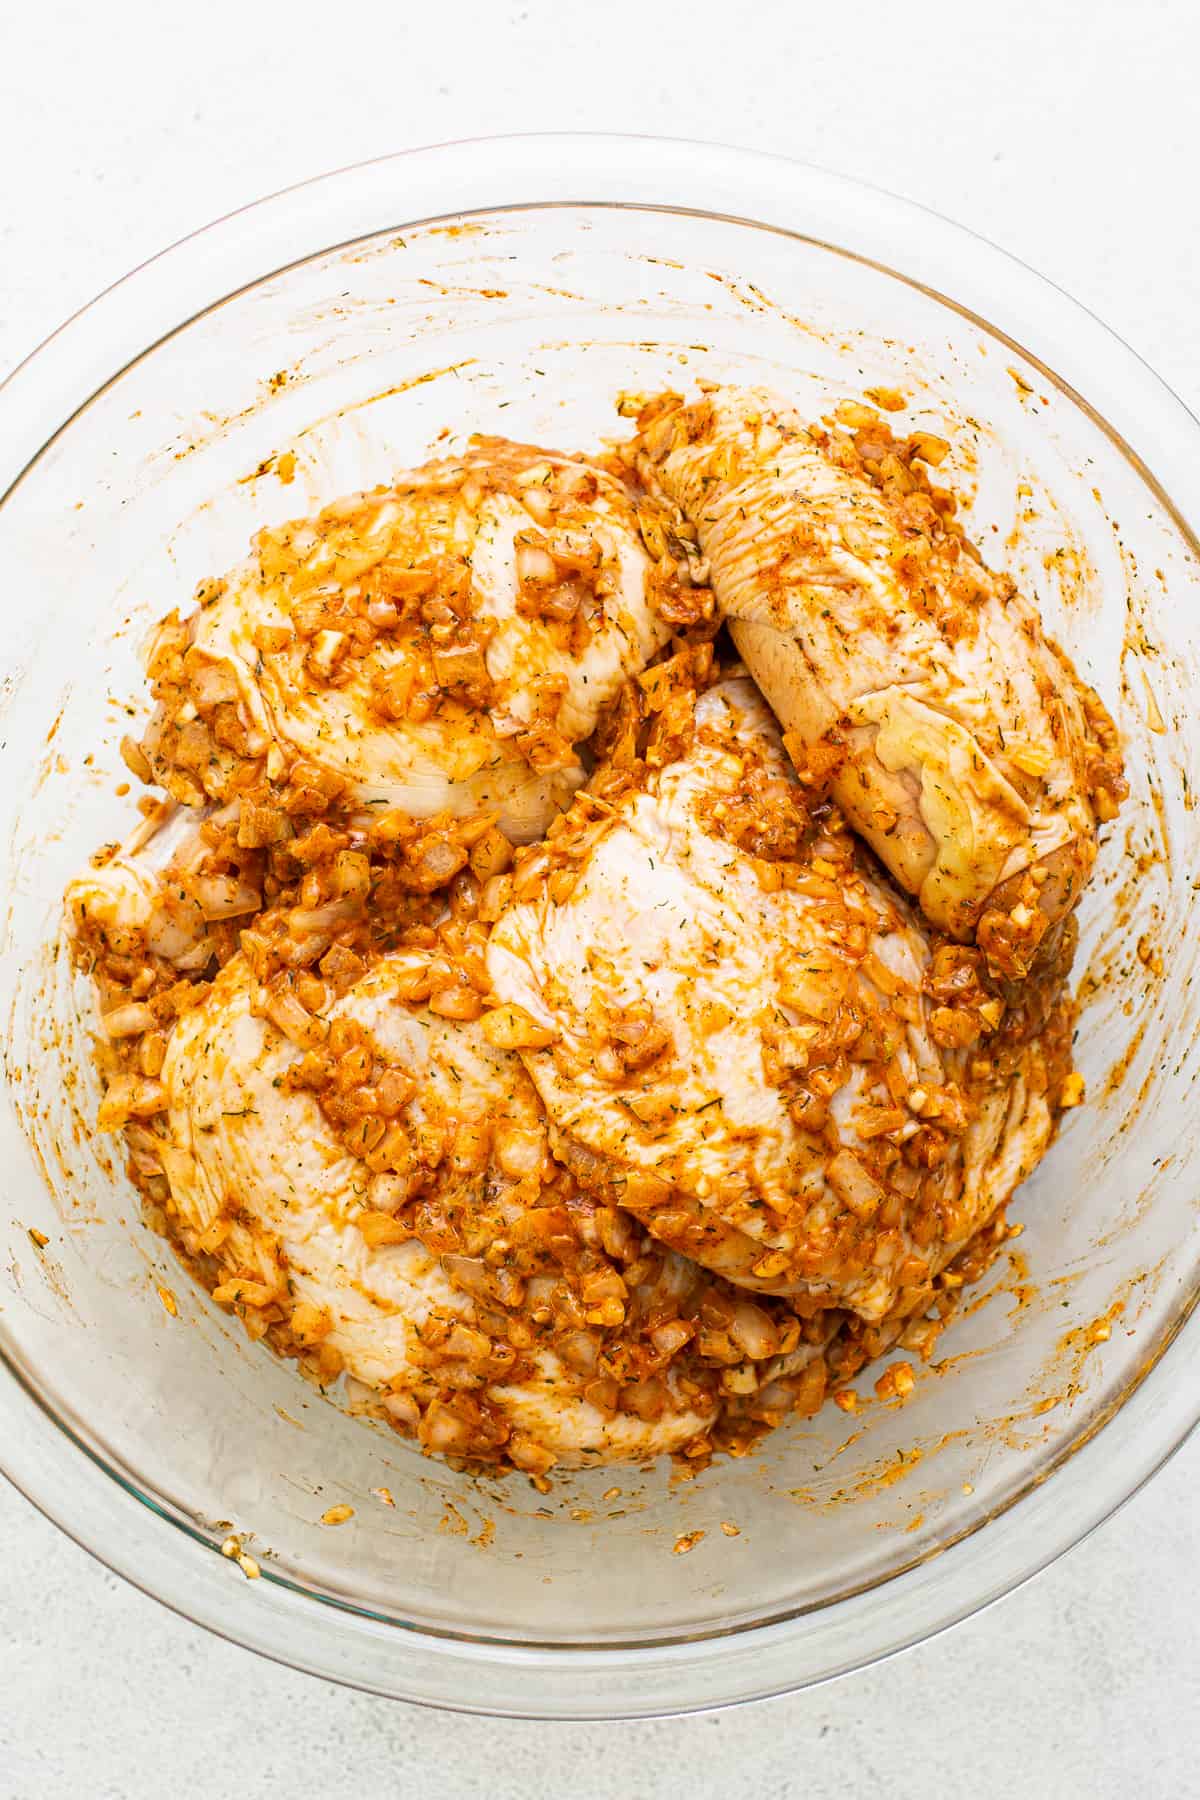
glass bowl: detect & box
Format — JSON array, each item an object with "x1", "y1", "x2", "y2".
[{"x1": 1, "y1": 135, "x2": 1197, "y2": 1720}]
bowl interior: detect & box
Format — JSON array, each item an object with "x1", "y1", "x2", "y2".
[{"x1": 1, "y1": 199, "x2": 1196, "y2": 1653}]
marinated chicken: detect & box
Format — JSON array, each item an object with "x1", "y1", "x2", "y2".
[
  {"x1": 157, "y1": 953, "x2": 724, "y2": 1468},
  {"x1": 65, "y1": 802, "x2": 229, "y2": 977},
  {"x1": 625, "y1": 388, "x2": 1126, "y2": 974},
  {"x1": 61, "y1": 388, "x2": 1121, "y2": 1477},
  {"x1": 488, "y1": 675, "x2": 1067, "y2": 1326},
  {"x1": 136, "y1": 439, "x2": 688, "y2": 842},
  {"x1": 68, "y1": 797, "x2": 837, "y2": 1471}
]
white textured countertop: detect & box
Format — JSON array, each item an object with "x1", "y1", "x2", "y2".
[{"x1": 2, "y1": 1, "x2": 1197, "y2": 1791}]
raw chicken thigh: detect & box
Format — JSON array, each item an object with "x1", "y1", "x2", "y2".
[
  {"x1": 488, "y1": 676, "x2": 1065, "y2": 1325},
  {"x1": 71, "y1": 803, "x2": 833, "y2": 1472},
  {"x1": 626, "y1": 388, "x2": 1126, "y2": 973},
  {"x1": 63, "y1": 385, "x2": 1119, "y2": 1477},
  {"x1": 137, "y1": 439, "x2": 676, "y2": 843},
  {"x1": 155, "y1": 952, "x2": 722, "y2": 1468}
]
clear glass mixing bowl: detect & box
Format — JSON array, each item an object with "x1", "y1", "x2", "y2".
[{"x1": 1, "y1": 135, "x2": 1197, "y2": 1719}]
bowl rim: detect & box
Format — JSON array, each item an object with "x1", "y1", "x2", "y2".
[{"x1": 1, "y1": 130, "x2": 1197, "y2": 1719}]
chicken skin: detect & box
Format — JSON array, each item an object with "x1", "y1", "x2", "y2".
[
  {"x1": 60, "y1": 390, "x2": 1112, "y2": 1476},
  {"x1": 70, "y1": 803, "x2": 834, "y2": 1472},
  {"x1": 625, "y1": 388, "x2": 1126, "y2": 974},
  {"x1": 154, "y1": 952, "x2": 729, "y2": 1468},
  {"x1": 488, "y1": 676, "x2": 1065, "y2": 1325},
  {"x1": 137, "y1": 439, "x2": 678, "y2": 843}
]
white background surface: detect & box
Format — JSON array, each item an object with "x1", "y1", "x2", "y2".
[{"x1": 2, "y1": 0, "x2": 1198, "y2": 1792}]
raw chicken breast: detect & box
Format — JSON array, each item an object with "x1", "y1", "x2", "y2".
[
  {"x1": 487, "y1": 675, "x2": 1064, "y2": 1324},
  {"x1": 139, "y1": 439, "x2": 675, "y2": 843},
  {"x1": 625, "y1": 388, "x2": 1126, "y2": 972}
]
